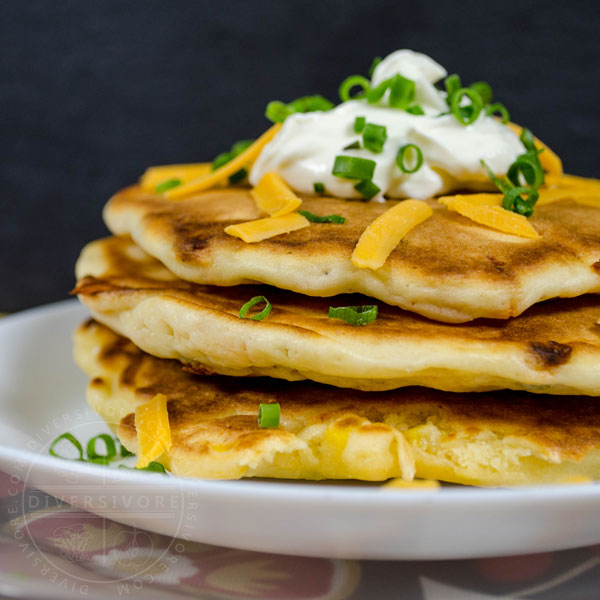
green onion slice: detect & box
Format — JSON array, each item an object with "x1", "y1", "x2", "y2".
[
  {"x1": 470, "y1": 81, "x2": 493, "y2": 105},
  {"x1": 265, "y1": 95, "x2": 334, "y2": 123},
  {"x1": 485, "y1": 102, "x2": 510, "y2": 124},
  {"x1": 258, "y1": 403, "x2": 280, "y2": 428},
  {"x1": 139, "y1": 461, "x2": 167, "y2": 473},
  {"x1": 343, "y1": 140, "x2": 361, "y2": 150},
  {"x1": 332, "y1": 155, "x2": 376, "y2": 180},
  {"x1": 406, "y1": 104, "x2": 425, "y2": 115},
  {"x1": 519, "y1": 128, "x2": 537, "y2": 153},
  {"x1": 389, "y1": 75, "x2": 416, "y2": 110},
  {"x1": 265, "y1": 101, "x2": 294, "y2": 124},
  {"x1": 49, "y1": 433, "x2": 84, "y2": 461},
  {"x1": 339, "y1": 75, "x2": 371, "y2": 102},
  {"x1": 366, "y1": 77, "x2": 392, "y2": 104},
  {"x1": 481, "y1": 159, "x2": 512, "y2": 194},
  {"x1": 228, "y1": 168, "x2": 247, "y2": 185},
  {"x1": 449, "y1": 88, "x2": 484, "y2": 125},
  {"x1": 119, "y1": 438, "x2": 135, "y2": 458},
  {"x1": 354, "y1": 179, "x2": 381, "y2": 200},
  {"x1": 396, "y1": 144, "x2": 424, "y2": 174},
  {"x1": 86, "y1": 434, "x2": 117, "y2": 462},
  {"x1": 313, "y1": 182, "x2": 325, "y2": 194},
  {"x1": 328, "y1": 305, "x2": 378, "y2": 326},
  {"x1": 298, "y1": 209, "x2": 345, "y2": 224},
  {"x1": 368, "y1": 56, "x2": 382, "y2": 78},
  {"x1": 502, "y1": 187, "x2": 539, "y2": 217},
  {"x1": 362, "y1": 122, "x2": 387, "y2": 154},
  {"x1": 239, "y1": 296, "x2": 272, "y2": 321},
  {"x1": 354, "y1": 116, "x2": 366, "y2": 133},
  {"x1": 507, "y1": 153, "x2": 544, "y2": 189},
  {"x1": 444, "y1": 74, "x2": 462, "y2": 103},
  {"x1": 212, "y1": 139, "x2": 254, "y2": 171},
  {"x1": 155, "y1": 178, "x2": 181, "y2": 193}
]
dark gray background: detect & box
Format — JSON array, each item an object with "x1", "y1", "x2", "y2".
[{"x1": 1, "y1": 0, "x2": 599, "y2": 311}]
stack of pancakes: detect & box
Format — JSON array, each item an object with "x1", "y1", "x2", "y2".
[{"x1": 73, "y1": 183, "x2": 600, "y2": 485}]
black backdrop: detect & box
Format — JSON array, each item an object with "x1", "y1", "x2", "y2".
[{"x1": 1, "y1": 0, "x2": 599, "y2": 311}]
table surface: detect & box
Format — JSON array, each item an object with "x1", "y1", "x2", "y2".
[{"x1": 0, "y1": 471, "x2": 599, "y2": 600}]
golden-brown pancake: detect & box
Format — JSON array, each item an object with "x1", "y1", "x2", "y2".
[
  {"x1": 103, "y1": 185, "x2": 600, "y2": 323},
  {"x1": 74, "y1": 319, "x2": 600, "y2": 485},
  {"x1": 74, "y1": 236, "x2": 600, "y2": 395}
]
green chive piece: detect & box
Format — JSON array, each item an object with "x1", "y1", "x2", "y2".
[
  {"x1": 339, "y1": 75, "x2": 371, "y2": 102},
  {"x1": 366, "y1": 77, "x2": 392, "y2": 104},
  {"x1": 362, "y1": 122, "x2": 387, "y2": 154},
  {"x1": 212, "y1": 139, "x2": 255, "y2": 171},
  {"x1": 444, "y1": 74, "x2": 462, "y2": 103},
  {"x1": 470, "y1": 81, "x2": 493, "y2": 105},
  {"x1": 332, "y1": 156, "x2": 376, "y2": 180},
  {"x1": 265, "y1": 100, "x2": 294, "y2": 123},
  {"x1": 118, "y1": 438, "x2": 135, "y2": 458},
  {"x1": 298, "y1": 209, "x2": 345, "y2": 224},
  {"x1": 239, "y1": 296, "x2": 272, "y2": 321},
  {"x1": 343, "y1": 140, "x2": 362, "y2": 150},
  {"x1": 138, "y1": 461, "x2": 167, "y2": 473},
  {"x1": 231, "y1": 139, "x2": 254, "y2": 155},
  {"x1": 49, "y1": 433, "x2": 84, "y2": 461},
  {"x1": 228, "y1": 168, "x2": 248, "y2": 185},
  {"x1": 328, "y1": 305, "x2": 378, "y2": 326},
  {"x1": 86, "y1": 434, "x2": 117, "y2": 462},
  {"x1": 212, "y1": 151, "x2": 234, "y2": 171},
  {"x1": 485, "y1": 102, "x2": 510, "y2": 123},
  {"x1": 396, "y1": 144, "x2": 424, "y2": 174},
  {"x1": 406, "y1": 104, "x2": 425, "y2": 115},
  {"x1": 481, "y1": 160, "x2": 512, "y2": 194},
  {"x1": 368, "y1": 56, "x2": 382, "y2": 78},
  {"x1": 354, "y1": 179, "x2": 381, "y2": 200},
  {"x1": 389, "y1": 74, "x2": 416, "y2": 110},
  {"x1": 502, "y1": 187, "x2": 539, "y2": 217},
  {"x1": 507, "y1": 153, "x2": 544, "y2": 189},
  {"x1": 258, "y1": 403, "x2": 280, "y2": 428},
  {"x1": 449, "y1": 88, "x2": 484, "y2": 125},
  {"x1": 313, "y1": 182, "x2": 325, "y2": 194},
  {"x1": 354, "y1": 116, "x2": 366, "y2": 133},
  {"x1": 519, "y1": 128, "x2": 537, "y2": 153},
  {"x1": 155, "y1": 178, "x2": 181, "y2": 193},
  {"x1": 265, "y1": 95, "x2": 333, "y2": 124}
]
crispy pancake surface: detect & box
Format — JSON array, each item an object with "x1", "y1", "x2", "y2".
[
  {"x1": 103, "y1": 185, "x2": 600, "y2": 322},
  {"x1": 74, "y1": 319, "x2": 600, "y2": 485},
  {"x1": 75, "y1": 237, "x2": 600, "y2": 395}
]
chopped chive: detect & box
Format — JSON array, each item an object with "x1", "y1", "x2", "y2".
[
  {"x1": 354, "y1": 179, "x2": 381, "y2": 200},
  {"x1": 328, "y1": 305, "x2": 378, "y2": 326},
  {"x1": 343, "y1": 140, "x2": 362, "y2": 150},
  {"x1": 239, "y1": 296, "x2": 272, "y2": 321},
  {"x1": 396, "y1": 144, "x2": 424, "y2": 174},
  {"x1": 354, "y1": 116, "x2": 366, "y2": 133},
  {"x1": 444, "y1": 74, "x2": 462, "y2": 103},
  {"x1": 139, "y1": 461, "x2": 167, "y2": 473},
  {"x1": 265, "y1": 95, "x2": 333, "y2": 124},
  {"x1": 86, "y1": 434, "x2": 117, "y2": 462},
  {"x1": 212, "y1": 151, "x2": 234, "y2": 171},
  {"x1": 389, "y1": 74, "x2": 416, "y2": 109},
  {"x1": 313, "y1": 182, "x2": 325, "y2": 194},
  {"x1": 155, "y1": 178, "x2": 181, "y2": 194},
  {"x1": 470, "y1": 81, "x2": 493, "y2": 105},
  {"x1": 502, "y1": 187, "x2": 539, "y2": 217},
  {"x1": 485, "y1": 102, "x2": 510, "y2": 123},
  {"x1": 339, "y1": 75, "x2": 371, "y2": 102},
  {"x1": 366, "y1": 77, "x2": 392, "y2": 103},
  {"x1": 507, "y1": 153, "x2": 544, "y2": 189},
  {"x1": 231, "y1": 139, "x2": 254, "y2": 155},
  {"x1": 258, "y1": 403, "x2": 280, "y2": 428},
  {"x1": 481, "y1": 159, "x2": 512, "y2": 194},
  {"x1": 368, "y1": 56, "x2": 382, "y2": 78},
  {"x1": 332, "y1": 155, "x2": 376, "y2": 180},
  {"x1": 298, "y1": 209, "x2": 345, "y2": 224},
  {"x1": 119, "y1": 438, "x2": 135, "y2": 458},
  {"x1": 265, "y1": 100, "x2": 294, "y2": 123},
  {"x1": 449, "y1": 88, "x2": 484, "y2": 125},
  {"x1": 362, "y1": 122, "x2": 387, "y2": 154},
  {"x1": 406, "y1": 104, "x2": 425, "y2": 115},
  {"x1": 212, "y1": 139, "x2": 255, "y2": 171},
  {"x1": 519, "y1": 128, "x2": 537, "y2": 153},
  {"x1": 49, "y1": 433, "x2": 84, "y2": 461},
  {"x1": 228, "y1": 168, "x2": 247, "y2": 184}
]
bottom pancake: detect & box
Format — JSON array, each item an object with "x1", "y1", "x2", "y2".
[{"x1": 74, "y1": 319, "x2": 600, "y2": 486}]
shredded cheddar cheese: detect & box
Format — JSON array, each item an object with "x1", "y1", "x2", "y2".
[
  {"x1": 165, "y1": 124, "x2": 282, "y2": 199},
  {"x1": 351, "y1": 199, "x2": 433, "y2": 270},
  {"x1": 135, "y1": 393, "x2": 172, "y2": 469},
  {"x1": 251, "y1": 172, "x2": 302, "y2": 217},
  {"x1": 440, "y1": 195, "x2": 540, "y2": 239},
  {"x1": 140, "y1": 163, "x2": 212, "y2": 191},
  {"x1": 505, "y1": 122, "x2": 563, "y2": 176},
  {"x1": 224, "y1": 211, "x2": 309, "y2": 243},
  {"x1": 383, "y1": 478, "x2": 440, "y2": 491},
  {"x1": 437, "y1": 193, "x2": 503, "y2": 207}
]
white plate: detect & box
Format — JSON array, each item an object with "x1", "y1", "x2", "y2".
[{"x1": 0, "y1": 299, "x2": 599, "y2": 561}]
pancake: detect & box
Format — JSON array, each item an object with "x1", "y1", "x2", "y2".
[
  {"x1": 74, "y1": 319, "x2": 600, "y2": 485},
  {"x1": 74, "y1": 236, "x2": 600, "y2": 395},
  {"x1": 103, "y1": 184, "x2": 600, "y2": 323}
]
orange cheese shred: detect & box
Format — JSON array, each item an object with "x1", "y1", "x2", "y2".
[
  {"x1": 140, "y1": 163, "x2": 213, "y2": 191},
  {"x1": 165, "y1": 124, "x2": 282, "y2": 200},
  {"x1": 505, "y1": 122, "x2": 563, "y2": 177},
  {"x1": 352, "y1": 199, "x2": 433, "y2": 270},
  {"x1": 135, "y1": 393, "x2": 172, "y2": 469},
  {"x1": 224, "y1": 211, "x2": 309, "y2": 243},
  {"x1": 251, "y1": 172, "x2": 302, "y2": 217}
]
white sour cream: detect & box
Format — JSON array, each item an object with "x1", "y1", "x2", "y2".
[{"x1": 250, "y1": 50, "x2": 524, "y2": 200}]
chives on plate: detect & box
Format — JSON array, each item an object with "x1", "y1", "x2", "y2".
[
  {"x1": 299, "y1": 209, "x2": 346, "y2": 224},
  {"x1": 155, "y1": 178, "x2": 181, "y2": 194},
  {"x1": 389, "y1": 75, "x2": 416, "y2": 110},
  {"x1": 49, "y1": 433, "x2": 84, "y2": 461},
  {"x1": 258, "y1": 403, "x2": 280, "y2": 428},
  {"x1": 313, "y1": 182, "x2": 325, "y2": 194},
  {"x1": 86, "y1": 434, "x2": 117, "y2": 463},
  {"x1": 354, "y1": 116, "x2": 366, "y2": 133},
  {"x1": 449, "y1": 88, "x2": 484, "y2": 125},
  {"x1": 343, "y1": 140, "x2": 361, "y2": 150},
  {"x1": 354, "y1": 179, "x2": 381, "y2": 200},
  {"x1": 332, "y1": 156, "x2": 376, "y2": 180},
  {"x1": 265, "y1": 95, "x2": 334, "y2": 123},
  {"x1": 328, "y1": 305, "x2": 378, "y2": 326},
  {"x1": 485, "y1": 102, "x2": 510, "y2": 124},
  {"x1": 239, "y1": 296, "x2": 272, "y2": 321},
  {"x1": 338, "y1": 75, "x2": 371, "y2": 102},
  {"x1": 406, "y1": 105, "x2": 425, "y2": 115},
  {"x1": 396, "y1": 144, "x2": 424, "y2": 174},
  {"x1": 362, "y1": 122, "x2": 387, "y2": 154}
]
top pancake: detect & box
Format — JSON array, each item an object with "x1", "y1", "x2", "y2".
[{"x1": 103, "y1": 185, "x2": 600, "y2": 322}]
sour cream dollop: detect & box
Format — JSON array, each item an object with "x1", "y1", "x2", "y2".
[{"x1": 250, "y1": 49, "x2": 524, "y2": 200}]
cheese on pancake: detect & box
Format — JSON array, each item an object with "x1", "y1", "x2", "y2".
[
  {"x1": 74, "y1": 236, "x2": 600, "y2": 396},
  {"x1": 74, "y1": 320, "x2": 600, "y2": 485},
  {"x1": 102, "y1": 182, "x2": 600, "y2": 323}
]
